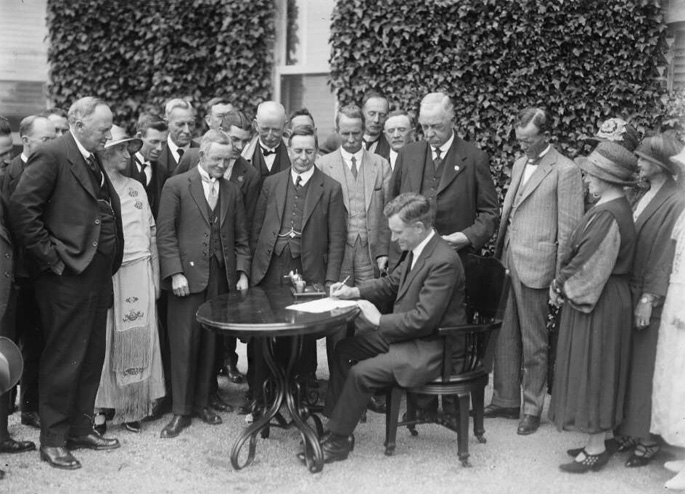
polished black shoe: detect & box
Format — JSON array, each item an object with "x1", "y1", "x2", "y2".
[
  {"x1": 483, "y1": 404, "x2": 520, "y2": 419},
  {"x1": 194, "y1": 407, "x2": 222, "y2": 425},
  {"x1": 209, "y1": 393, "x2": 234, "y2": 413},
  {"x1": 124, "y1": 421, "x2": 141, "y2": 433},
  {"x1": 296, "y1": 432, "x2": 354, "y2": 463},
  {"x1": 40, "y1": 446, "x2": 82, "y2": 470},
  {"x1": 0, "y1": 437, "x2": 36, "y2": 454},
  {"x1": 367, "y1": 395, "x2": 387, "y2": 414},
  {"x1": 517, "y1": 414, "x2": 540, "y2": 435},
  {"x1": 160, "y1": 415, "x2": 191, "y2": 438},
  {"x1": 20, "y1": 411, "x2": 41, "y2": 429},
  {"x1": 225, "y1": 365, "x2": 245, "y2": 384},
  {"x1": 321, "y1": 432, "x2": 353, "y2": 464},
  {"x1": 625, "y1": 443, "x2": 660, "y2": 468},
  {"x1": 67, "y1": 432, "x2": 120, "y2": 451},
  {"x1": 559, "y1": 449, "x2": 611, "y2": 473}
]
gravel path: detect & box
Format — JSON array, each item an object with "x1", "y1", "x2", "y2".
[{"x1": 1, "y1": 340, "x2": 679, "y2": 494}]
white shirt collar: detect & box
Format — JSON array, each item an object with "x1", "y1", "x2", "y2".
[
  {"x1": 389, "y1": 149, "x2": 397, "y2": 170},
  {"x1": 290, "y1": 166, "x2": 315, "y2": 186},
  {"x1": 432, "y1": 131, "x2": 455, "y2": 157},
  {"x1": 20, "y1": 153, "x2": 28, "y2": 163},
  {"x1": 339, "y1": 147, "x2": 363, "y2": 168},
  {"x1": 197, "y1": 164, "x2": 216, "y2": 183},
  {"x1": 135, "y1": 152, "x2": 148, "y2": 164},
  {"x1": 167, "y1": 136, "x2": 187, "y2": 159},
  {"x1": 411, "y1": 230, "x2": 435, "y2": 268},
  {"x1": 258, "y1": 139, "x2": 279, "y2": 153},
  {"x1": 72, "y1": 132, "x2": 93, "y2": 161}
]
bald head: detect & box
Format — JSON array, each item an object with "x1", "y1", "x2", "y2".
[
  {"x1": 255, "y1": 101, "x2": 287, "y2": 149},
  {"x1": 20, "y1": 115, "x2": 56, "y2": 157}
]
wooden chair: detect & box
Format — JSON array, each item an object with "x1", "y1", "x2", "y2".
[{"x1": 383, "y1": 254, "x2": 511, "y2": 466}]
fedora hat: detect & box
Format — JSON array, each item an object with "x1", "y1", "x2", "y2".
[
  {"x1": 0, "y1": 337, "x2": 23, "y2": 394},
  {"x1": 586, "y1": 118, "x2": 640, "y2": 152},
  {"x1": 575, "y1": 141, "x2": 638, "y2": 186},
  {"x1": 635, "y1": 134, "x2": 682, "y2": 176},
  {"x1": 105, "y1": 125, "x2": 143, "y2": 154}
]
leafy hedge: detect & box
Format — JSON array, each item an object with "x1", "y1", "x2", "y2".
[
  {"x1": 329, "y1": 0, "x2": 671, "y2": 201},
  {"x1": 46, "y1": 0, "x2": 275, "y2": 131}
]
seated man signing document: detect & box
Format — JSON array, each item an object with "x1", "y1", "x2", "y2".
[{"x1": 319, "y1": 192, "x2": 466, "y2": 463}]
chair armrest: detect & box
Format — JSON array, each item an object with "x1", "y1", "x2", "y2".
[{"x1": 437, "y1": 320, "x2": 502, "y2": 336}]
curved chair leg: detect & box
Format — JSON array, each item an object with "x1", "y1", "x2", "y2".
[
  {"x1": 471, "y1": 387, "x2": 486, "y2": 444},
  {"x1": 457, "y1": 393, "x2": 471, "y2": 467},
  {"x1": 384, "y1": 387, "x2": 402, "y2": 456},
  {"x1": 405, "y1": 393, "x2": 418, "y2": 437}
]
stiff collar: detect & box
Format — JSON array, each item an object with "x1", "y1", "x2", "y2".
[
  {"x1": 72, "y1": 132, "x2": 93, "y2": 161},
  {"x1": 290, "y1": 166, "x2": 315, "y2": 186},
  {"x1": 433, "y1": 131, "x2": 455, "y2": 156},
  {"x1": 411, "y1": 229, "x2": 436, "y2": 267}
]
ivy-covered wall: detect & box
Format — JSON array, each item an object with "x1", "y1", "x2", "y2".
[
  {"x1": 329, "y1": 0, "x2": 670, "y2": 198},
  {"x1": 46, "y1": 0, "x2": 275, "y2": 130}
]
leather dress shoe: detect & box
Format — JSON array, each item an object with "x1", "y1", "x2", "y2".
[
  {"x1": 67, "y1": 432, "x2": 120, "y2": 451},
  {"x1": 160, "y1": 415, "x2": 191, "y2": 438},
  {"x1": 0, "y1": 437, "x2": 36, "y2": 453},
  {"x1": 517, "y1": 414, "x2": 541, "y2": 435},
  {"x1": 225, "y1": 365, "x2": 245, "y2": 384},
  {"x1": 194, "y1": 407, "x2": 222, "y2": 425},
  {"x1": 296, "y1": 432, "x2": 355, "y2": 463},
  {"x1": 209, "y1": 393, "x2": 234, "y2": 413},
  {"x1": 20, "y1": 411, "x2": 41, "y2": 429},
  {"x1": 321, "y1": 432, "x2": 354, "y2": 464},
  {"x1": 483, "y1": 404, "x2": 520, "y2": 419},
  {"x1": 367, "y1": 395, "x2": 387, "y2": 414},
  {"x1": 40, "y1": 446, "x2": 81, "y2": 470}
]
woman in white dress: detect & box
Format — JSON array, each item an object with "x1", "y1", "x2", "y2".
[
  {"x1": 94, "y1": 125, "x2": 165, "y2": 433},
  {"x1": 651, "y1": 148, "x2": 685, "y2": 490}
]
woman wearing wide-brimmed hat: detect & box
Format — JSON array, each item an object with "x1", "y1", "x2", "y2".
[
  {"x1": 548, "y1": 141, "x2": 638, "y2": 473},
  {"x1": 93, "y1": 126, "x2": 165, "y2": 434},
  {"x1": 615, "y1": 133, "x2": 685, "y2": 468}
]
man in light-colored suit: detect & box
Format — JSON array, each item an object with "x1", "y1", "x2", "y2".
[
  {"x1": 487, "y1": 107, "x2": 584, "y2": 435},
  {"x1": 157, "y1": 129, "x2": 251, "y2": 438},
  {"x1": 317, "y1": 104, "x2": 392, "y2": 374}
]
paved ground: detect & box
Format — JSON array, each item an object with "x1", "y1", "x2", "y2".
[{"x1": 0, "y1": 340, "x2": 680, "y2": 494}]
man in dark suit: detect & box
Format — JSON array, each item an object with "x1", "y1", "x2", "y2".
[
  {"x1": 9, "y1": 97, "x2": 124, "y2": 470},
  {"x1": 157, "y1": 98, "x2": 199, "y2": 175},
  {"x1": 156, "y1": 129, "x2": 251, "y2": 438},
  {"x1": 361, "y1": 91, "x2": 391, "y2": 160},
  {"x1": 174, "y1": 109, "x2": 259, "y2": 388},
  {"x1": 248, "y1": 126, "x2": 345, "y2": 411},
  {"x1": 2, "y1": 114, "x2": 57, "y2": 432},
  {"x1": 383, "y1": 109, "x2": 415, "y2": 171},
  {"x1": 319, "y1": 192, "x2": 465, "y2": 463},
  {"x1": 241, "y1": 101, "x2": 290, "y2": 186},
  {"x1": 390, "y1": 92, "x2": 498, "y2": 268},
  {"x1": 123, "y1": 113, "x2": 169, "y2": 219}
]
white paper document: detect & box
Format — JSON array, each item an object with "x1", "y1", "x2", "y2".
[{"x1": 285, "y1": 297, "x2": 358, "y2": 313}]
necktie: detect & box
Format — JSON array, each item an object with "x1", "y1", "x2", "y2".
[
  {"x1": 433, "y1": 148, "x2": 443, "y2": 170},
  {"x1": 202, "y1": 175, "x2": 219, "y2": 210},
  {"x1": 177, "y1": 148, "x2": 185, "y2": 162},
  {"x1": 295, "y1": 175, "x2": 302, "y2": 189},
  {"x1": 351, "y1": 156, "x2": 358, "y2": 179},
  {"x1": 261, "y1": 147, "x2": 276, "y2": 157},
  {"x1": 140, "y1": 161, "x2": 151, "y2": 185},
  {"x1": 87, "y1": 155, "x2": 103, "y2": 187}
]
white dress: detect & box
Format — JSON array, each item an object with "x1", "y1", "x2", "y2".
[{"x1": 651, "y1": 210, "x2": 685, "y2": 447}]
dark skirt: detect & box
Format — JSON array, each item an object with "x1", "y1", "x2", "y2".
[{"x1": 548, "y1": 277, "x2": 632, "y2": 434}]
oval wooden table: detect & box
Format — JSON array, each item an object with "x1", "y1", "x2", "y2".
[{"x1": 196, "y1": 286, "x2": 359, "y2": 473}]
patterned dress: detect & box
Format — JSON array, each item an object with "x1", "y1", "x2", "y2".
[
  {"x1": 549, "y1": 197, "x2": 636, "y2": 433},
  {"x1": 95, "y1": 177, "x2": 165, "y2": 423}
]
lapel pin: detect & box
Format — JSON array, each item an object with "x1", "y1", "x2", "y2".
[{"x1": 454, "y1": 165, "x2": 460, "y2": 171}]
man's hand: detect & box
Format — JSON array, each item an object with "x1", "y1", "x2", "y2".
[
  {"x1": 376, "y1": 256, "x2": 388, "y2": 273},
  {"x1": 357, "y1": 300, "x2": 381, "y2": 327},
  {"x1": 329, "y1": 283, "x2": 359, "y2": 299},
  {"x1": 548, "y1": 285, "x2": 563, "y2": 307},
  {"x1": 171, "y1": 273, "x2": 190, "y2": 297},
  {"x1": 442, "y1": 232, "x2": 470, "y2": 251},
  {"x1": 236, "y1": 272, "x2": 249, "y2": 291},
  {"x1": 634, "y1": 297, "x2": 653, "y2": 330}
]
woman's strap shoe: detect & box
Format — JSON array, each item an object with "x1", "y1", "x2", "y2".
[{"x1": 559, "y1": 449, "x2": 611, "y2": 473}]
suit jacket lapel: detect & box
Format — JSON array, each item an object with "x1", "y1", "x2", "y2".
[
  {"x1": 396, "y1": 235, "x2": 437, "y2": 301},
  {"x1": 303, "y1": 168, "x2": 324, "y2": 229},
  {"x1": 362, "y1": 149, "x2": 375, "y2": 212},
  {"x1": 66, "y1": 133, "x2": 98, "y2": 199},
  {"x1": 275, "y1": 171, "x2": 288, "y2": 224},
  {"x1": 219, "y1": 179, "x2": 230, "y2": 226},
  {"x1": 635, "y1": 179, "x2": 678, "y2": 234},
  {"x1": 407, "y1": 143, "x2": 429, "y2": 192},
  {"x1": 188, "y1": 170, "x2": 210, "y2": 225},
  {"x1": 516, "y1": 150, "x2": 555, "y2": 204},
  {"x1": 327, "y1": 152, "x2": 349, "y2": 211},
  {"x1": 437, "y1": 137, "x2": 467, "y2": 194}
]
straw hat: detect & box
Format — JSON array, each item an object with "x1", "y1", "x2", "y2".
[
  {"x1": 635, "y1": 134, "x2": 682, "y2": 176},
  {"x1": 104, "y1": 125, "x2": 143, "y2": 154},
  {"x1": 575, "y1": 141, "x2": 638, "y2": 186},
  {"x1": 0, "y1": 337, "x2": 23, "y2": 394}
]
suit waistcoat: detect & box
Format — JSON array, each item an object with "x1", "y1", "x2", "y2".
[
  {"x1": 420, "y1": 157, "x2": 445, "y2": 224},
  {"x1": 208, "y1": 194, "x2": 224, "y2": 267},
  {"x1": 343, "y1": 161, "x2": 368, "y2": 245},
  {"x1": 275, "y1": 178, "x2": 310, "y2": 258},
  {"x1": 87, "y1": 160, "x2": 118, "y2": 258},
  {"x1": 253, "y1": 144, "x2": 287, "y2": 178}
]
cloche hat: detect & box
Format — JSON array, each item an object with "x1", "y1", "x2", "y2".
[
  {"x1": 575, "y1": 141, "x2": 638, "y2": 186},
  {"x1": 104, "y1": 125, "x2": 143, "y2": 154}
]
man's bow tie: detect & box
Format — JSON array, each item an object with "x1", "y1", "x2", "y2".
[{"x1": 261, "y1": 147, "x2": 276, "y2": 157}]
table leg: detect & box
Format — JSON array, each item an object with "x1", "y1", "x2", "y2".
[
  {"x1": 229, "y1": 337, "x2": 285, "y2": 470},
  {"x1": 284, "y1": 335, "x2": 324, "y2": 473}
]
